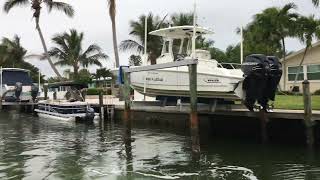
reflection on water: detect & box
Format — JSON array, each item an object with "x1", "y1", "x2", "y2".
[{"x1": 0, "y1": 111, "x2": 320, "y2": 179}]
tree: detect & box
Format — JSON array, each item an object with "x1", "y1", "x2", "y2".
[
  {"x1": 47, "y1": 29, "x2": 108, "y2": 79},
  {"x1": 3, "y1": 0, "x2": 74, "y2": 78},
  {"x1": 0, "y1": 35, "x2": 44, "y2": 82},
  {"x1": 254, "y1": 3, "x2": 298, "y2": 62},
  {"x1": 107, "y1": 0, "x2": 120, "y2": 68},
  {"x1": 120, "y1": 13, "x2": 166, "y2": 65},
  {"x1": 293, "y1": 15, "x2": 320, "y2": 84},
  {"x1": 170, "y1": 12, "x2": 193, "y2": 26},
  {"x1": 0, "y1": 35, "x2": 26, "y2": 67},
  {"x1": 312, "y1": 0, "x2": 319, "y2": 6},
  {"x1": 225, "y1": 44, "x2": 241, "y2": 63},
  {"x1": 129, "y1": 55, "x2": 142, "y2": 66},
  {"x1": 241, "y1": 3, "x2": 298, "y2": 60}
]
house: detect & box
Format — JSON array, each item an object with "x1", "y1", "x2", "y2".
[
  {"x1": 280, "y1": 41, "x2": 320, "y2": 93},
  {"x1": 88, "y1": 77, "x2": 112, "y2": 89}
]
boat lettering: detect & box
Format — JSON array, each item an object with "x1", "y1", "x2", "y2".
[
  {"x1": 146, "y1": 77, "x2": 164, "y2": 82},
  {"x1": 204, "y1": 78, "x2": 220, "y2": 83}
]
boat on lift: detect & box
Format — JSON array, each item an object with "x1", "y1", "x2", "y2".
[{"x1": 129, "y1": 25, "x2": 245, "y2": 101}]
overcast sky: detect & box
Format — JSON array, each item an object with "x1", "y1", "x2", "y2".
[{"x1": 0, "y1": 0, "x2": 319, "y2": 77}]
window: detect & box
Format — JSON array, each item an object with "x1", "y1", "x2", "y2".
[
  {"x1": 288, "y1": 66, "x2": 304, "y2": 81},
  {"x1": 307, "y1": 65, "x2": 320, "y2": 80}
]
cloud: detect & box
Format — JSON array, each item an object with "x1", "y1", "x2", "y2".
[{"x1": 0, "y1": 0, "x2": 319, "y2": 77}]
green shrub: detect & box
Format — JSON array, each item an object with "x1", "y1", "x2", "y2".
[
  {"x1": 86, "y1": 88, "x2": 112, "y2": 95},
  {"x1": 87, "y1": 88, "x2": 105, "y2": 95},
  {"x1": 314, "y1": 89, "x2": 320, "y2": 95}
]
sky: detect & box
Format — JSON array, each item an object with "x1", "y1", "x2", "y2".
[{"x1": 0, "y1": 0, "x2": 319, "y2": 77}]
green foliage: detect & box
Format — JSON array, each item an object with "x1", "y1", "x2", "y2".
[
  {"x1": 0, "y1": 35, "x2": 44, "y2": 82},
  {"x1": 241, "y1": 3, "x2": 298, "y2": 58},
  {"x1": 87, "y1": 88, "x2": 111, "y2": 95},
  {"x1": 170, "y1": 12, "x2": 194, "y2": 26},
  {"x1": 314, "y1": 89, "x2": 320, "y2": 95},
  {"x1": 48, "y1": 29, "x2": 108, "y2": 78},
  {"x1": 74, "y1": 69, "x2": 92, "y2": 85},
  {"x1": 3, "y1": 0, "x2": 74, "y2": 18},
  {"x1": 129, "y1": 55, "x2": 142, "y2": 66},
  {"x1": 120, "y1": 13, "x2": 166, "y2": 64}
]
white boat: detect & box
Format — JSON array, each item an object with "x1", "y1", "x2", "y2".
[
  {"x1": 35, "y1": 100, "x2": 97, "y2": 122},
  {"x1": 0, "y1": 68, "x2": 39, "y2": 102},
  {"x1": 35, "y1": 82, "x2": 98, "y2": 122},
  {"x1": 130, "y1": 26, "x2": 245, "y2": 101}
]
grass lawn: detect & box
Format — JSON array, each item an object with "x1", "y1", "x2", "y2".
[{"x1": 274, "y1": 95, "x2": 320, "y2": 110}]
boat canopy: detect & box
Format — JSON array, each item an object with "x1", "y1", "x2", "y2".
[
  {"x1": 1, "y1": 69, "x2": 33, "y2": 86},
  {"x1": 48, "y1": 81, "x2": 88, "y2": 89},
  {"x1": 149, "y1": 26, "x2": 213, "y2": 39}
]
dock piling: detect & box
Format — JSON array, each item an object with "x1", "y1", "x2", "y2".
[
  {"x1": 99, "y1": 91, "x2": 105, "y2": 128},
  {"x1": 188, "y1": 63, "x2": 200, "y2": 154},
  {"x1": 44, "y1": 85, "x2": 48, "y2": 100},
  {"x1": 123, "y1": 71, "x2": 131, "y2": 122},
  {"x1": 303, "y1": 80, "x2": 314, "y2": 148},
  {"x1": 259, "y1": 110, "x2": 269, "y2": 143}
]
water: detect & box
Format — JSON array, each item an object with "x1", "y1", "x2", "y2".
[{"x1": 0, "y1": 111, "x2": 320, "y2": 179}]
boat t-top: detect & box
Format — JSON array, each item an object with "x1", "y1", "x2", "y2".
[{"x1": 129, "y1": 25, "x2": 245, "y2": 102}]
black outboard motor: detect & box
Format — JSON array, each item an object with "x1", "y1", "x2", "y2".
[
  {"x1": 259, "y1": 56, "x2": 283, "y2": 109},
  {"x1": 15, "y1": 82, "x2": 23, "y2": 101},
  {"x1": 31, "y1": 85, "x2": 39, "y2": 102},
  {"x1": 242, "y1": 54, "x2": 269, "y2": 111}
]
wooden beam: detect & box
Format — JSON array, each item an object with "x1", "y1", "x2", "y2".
[{"x1": 124, "y1": 59, "x2": 198, "y2": 73}]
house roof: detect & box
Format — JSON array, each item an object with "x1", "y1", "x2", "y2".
[{"x1": 282, "y1": 41, "x2": 320, "y2": 62}]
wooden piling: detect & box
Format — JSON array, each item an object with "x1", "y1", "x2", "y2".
[
  {"x1": 99, "y1": 92, "x2": 105, "y2": 127},
  {"x1": 303, "y1": 80, "x2": 314, "y2": 148},
  {"x1": 44, "y1": 85, "x2": 48, "y2": 100},
  {"x1": 259, "y1": 110, "x2": 269, "y2": 143},
  {"x1": 188, "y1": 63, "x2": 200, "y2": 154},
  {"x1": 123, "y1": 71, "x2": 131, "y2": 122}
]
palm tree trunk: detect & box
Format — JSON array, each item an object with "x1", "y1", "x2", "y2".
[
  {"x1": 293, "y1": 46, "x2": 309, "y2": 86},
  {"x1": 281, "y1": 38, "x2": 286, "y2": 63},
  {"x1": 281, "y1": 38, "x2": 287, "y2": 90},
  {"x1": 111, "y1": 17, "x2": 120, "y2": 68},
  {"x1": 35, "y1": 17, "x2": 62, "y2": 78}
]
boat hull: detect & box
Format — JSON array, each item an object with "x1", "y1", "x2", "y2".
[{"x1": 130, "y1": 68, "x2": 244, "y2": 100}]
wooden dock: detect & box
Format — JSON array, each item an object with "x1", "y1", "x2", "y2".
[{"x1": 113, "y1": 101, "x2": 320, "y2": 121}]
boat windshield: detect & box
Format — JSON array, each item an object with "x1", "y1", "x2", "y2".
[{"x1": 219, "y1": 63, "x2": 242, "y2": 69}]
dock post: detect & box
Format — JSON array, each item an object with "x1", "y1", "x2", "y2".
[
  {"x1": 189, "y1": 63, "x2": 200, "y2": 154},
  {"x1": 99, "y1": 91, "x2": 105, "y2": 128},
  {"x1": 259, "y1": 110, "x2": 269, "y2": 143},
  {"x1": 303, "y1": 80, "x2": 314, "y2": 148},
  {"x1": 44, "y1": 85, "x2": 48, "y2": 100},
  {"x1": 123, "y1": 71, "x2": 131, "y2": 122}
]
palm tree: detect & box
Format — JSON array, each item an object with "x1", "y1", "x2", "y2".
[
  {"x1": 1, "y1": 35, "x2": 27, "y2": 67},
  {"x1": 170, "y1": 12, "x2": 193, "y2": 26},
  {"x1": 120, "y1": 13, "x2": 167, "y2": 65},
  {"x1": 107, "y1": 0, "x2": 120, "y2": 68},
  {"x1": 47, "y1": 29, "x2": 108, "y2": 79},
  {"x1": 312, "y1": 0, "x2": 319, "y2": 6},
  {"x1": 128, "y1": 55, "x2": 142, "y2": 66},
  {"x1": 293, "y1": 15, "x2": 320, "y2": 84},
  {"x1": 252, "y1": 3, "x2": 299, "y2": 62},
  {"x1": 3, "y1": 0, "x2": 74, "y2": 78}
]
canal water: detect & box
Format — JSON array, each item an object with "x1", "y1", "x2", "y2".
[{"x1": 0, "y1": 111, "x2": 320, "y2": 180}]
